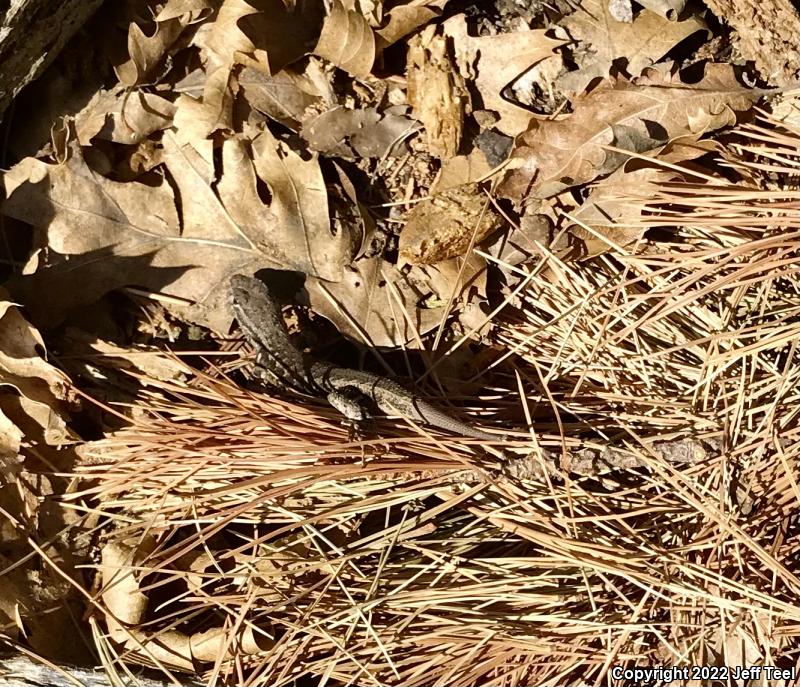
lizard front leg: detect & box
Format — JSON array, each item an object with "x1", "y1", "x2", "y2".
[
  {"x1": 326, "y1": 386, "x2": 373, "y2": 441},
  {"x1": 326, "y1": 386, "x2": 373, "y2": 421}
]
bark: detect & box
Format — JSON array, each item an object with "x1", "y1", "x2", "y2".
[
  {"x1": 702, "y1": 0, "x2": 800, "y2": 85},
  {"x1": 0, "y1": 653, "x2": 200, "y2": 687},
  {"x1": 0, "y1": 0, "x2": 104, "y2": 119}
]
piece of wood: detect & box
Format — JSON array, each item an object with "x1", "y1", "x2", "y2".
[
  {"x1": 702, "y1": 0, "x2": 800, "y2": 85},
  {"x1": 0, "y1": 653, "x2": 200, "y2": 687},
  {"x1": 0, "y1": 0, "x2": 104, "y2": 119}
]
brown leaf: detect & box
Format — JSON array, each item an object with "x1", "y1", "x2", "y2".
[
  {"x1": 173, "y1": 66, "x2": 235, "y2": 142},
  {"x1": 195, "y1": 0, "x2": 262, "y2": 70},
  {"x1": 114, "y1": 0, "x2": 212, "y2": 86},
  {"x1": 3, "y1": 133, "x2": 350, "y2": 332},
  {"x1": 156, "y1": 0, "x2": 217, "y2": 22},
  {"x1": 239, "y1": 66, "x2": 324, "y2": 130},
  {"x1": 332, "y1": 162, "x2": 376, "y2": 259},
  {"x1": 442, "y1": 14, "x2": 563, "y2": 137},
  {"x1": 399, "y1": 184, "x2": 504, "y2": 265},
  {"x1": 0, "y1": 296, "x2": 69, "y2": 409},
  {"x1": 66, "y1": 332, "x2": 190, "y2": 382},
  {"x1": 558, "y1": 0, "x2": 707, "y2": 95},
  {"x1": 184, "y1": 1, "x2": 320, "y2": 144},
  {"x1": 0, "y1": 409, "x2": 21, "y2": 461},
  {"x1": 638, "y1": 0, "x2": 686, "y2": 20},
  {"x1": 100, "y1": 540, "x2": 272, "y2": 670},
  {"x1": 251, "y1": 128, "x2": 352, "y2": 278},
  {"x1": 75, "y1": 88, "x2": 176, "y2": 146},
  {"x1": 314, "y1": 0, "x2": 376, "y2": 78},
  {"x1": 306, "y1": 255, "x2": 487, "y2": 348},
  {"x1": 196, "y1": 0, "x2": 322, "y2": 74},
  {"x1": 301, "y1": 106, "x2": 417, "y2": 158},
  {"x1": 544, "y1": 135, "x2": 716, "y2": 258},
  {"x1": 0, "y1": 292, "x2": 72, "y2": 453},
  {"x1": 565, "y1": 167, "x2": 677, "y2": 257},
  {"x1": 432, "y1": 148, "x2": 492, "y2": 192},
  {"x1": 499, "y1": 63, "x2": 763, "y2": 201},
  {"x1": 375, "y1": 0, "x2": 449, "y2": 50}
]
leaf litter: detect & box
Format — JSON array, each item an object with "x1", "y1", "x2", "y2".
[{"x1": 1, "y1": 0, "x2": 800, "y2": 684}]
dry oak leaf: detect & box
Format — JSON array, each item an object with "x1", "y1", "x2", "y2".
[
  {"x1": 196, "y1": 0, "x2": 321, "y2": 74},
  {"x1": 301, "y1": 106, "x2": 417, "y2": 158},
  {"x1": 194, "y1": 0, "x2": 261, "y2": 70},
  {"x1": 565, "y1": 167, "x2": 679, "y2": 258},
  {"x1": 190, "y1": 1, "x2": 322, "y2": 140},
  {"x1": 564, "y1": 134, "x2": 719, "y2": 255},
  {"x1": 115, "y1": 0, "x2": 214, "y2": 86},
  {"x1": 75, "y1": 88, "x2": 176, "y2": 146},
  {"x1": 101, "y1": 541, "x2": 272, "y2": 671},
  {"x1": 172, "y1": 66, "x2": 235, "y2": 143},
  {"x1": 2, "y1": 132, "x2": 349, "y2": 333},
  {"x1": 314, "y1": 0, "x2": 376, "y2": 78},
  {"x1": 638, "y1": 0, "x2": 687, "y2": 20},
  {"x1": 314, "y1": 0, "x2": 448, "y2": 78},
  {"x1": 305, "y1": 254, "x2": 487, "y2": 348},
  {"x1": 0, "y1": 291, "x2": 72, "y2": 452},
  {"x1": 239, "y1": 66, "x2": 324, "y2": 131},
  {"x1": 442, "y1": 14, "x2": 564, "y2": 137},
  {"x1": 514, "y1": 134, "x2": 717, "y2": 261},
  {"x1": 499, "y1": 63, "x2": 763, "y2": 201},
  {"x1": 558, "y1": 0, "x2": 707, "y2": 95},
  {"x1": 375, "y1": 0, "x2": 449, "y2": 50}
]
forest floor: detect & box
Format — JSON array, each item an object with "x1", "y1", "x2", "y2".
[{"x1": 1, "y1": 0, "x2": 800, "y2": 684}]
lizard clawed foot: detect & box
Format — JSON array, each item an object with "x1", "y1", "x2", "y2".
[{"x1": 343, "y1": 419, "x2": 363, "y2": 443}]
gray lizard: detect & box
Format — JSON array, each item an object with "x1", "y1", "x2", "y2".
[{"x1": 229, "y1": 274, "x2": 499, "y2": 441}]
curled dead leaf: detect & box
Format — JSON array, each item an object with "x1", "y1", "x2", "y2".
[
  {"x1": 0, "y1": 290, "x2": 73, "y2": 454},
  {"x1": 196, "y1": 0, "x2": 321, "y2": 74},
  {"x1": 375, "y1": 0, "x2": 449, "y2": 51},
  {"x1": 314, "y1": 0, "x2": 376, "y2": 78},
  {"x1": 101, "y1": 540, "x2": 273, "y2": 670},
  {"x1": 114, "y1": 0, "x2": 206, "y2": 86}
]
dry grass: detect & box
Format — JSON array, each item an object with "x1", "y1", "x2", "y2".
[{"x1": 62, "y1": 114, "x2": 800, "y2": 685}]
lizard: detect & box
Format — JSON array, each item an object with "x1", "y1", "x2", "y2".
[{"x1": 229, "y1": 274, "x2": 500, "y2": 442}]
